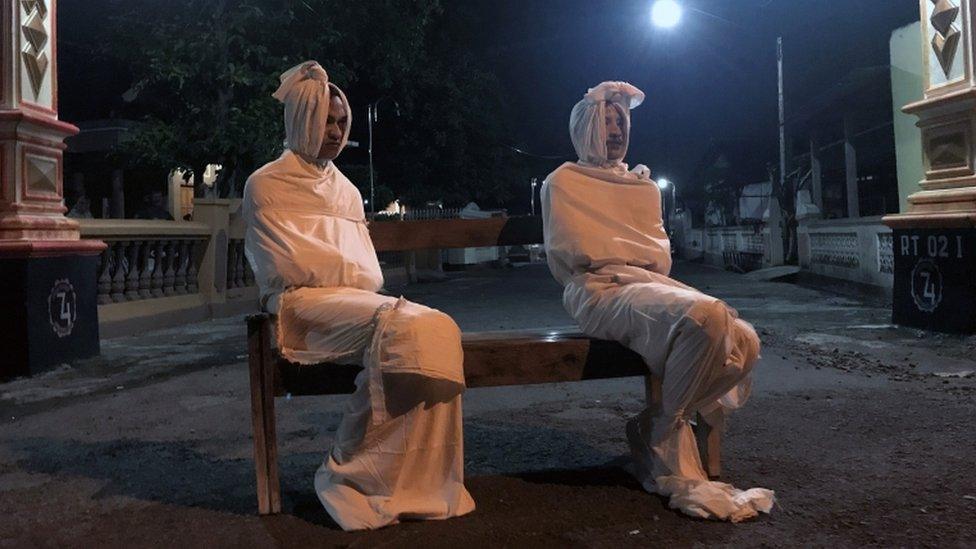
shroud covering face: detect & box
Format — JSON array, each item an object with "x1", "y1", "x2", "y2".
[
  {"x1": 569, "y1": 81, "x2": 645, "y2": 168},
  {"x1": 273, "y1": 61, "x2": 352, "y2": 160}
]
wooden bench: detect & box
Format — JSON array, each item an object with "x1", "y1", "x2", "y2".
[{"x1": 247, "y1": 216, "x2": 721, "y2": 515}]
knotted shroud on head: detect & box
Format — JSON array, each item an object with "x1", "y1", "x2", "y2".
[
  {"x1": 273, "y1": 61, "x2": 352, "y2": 160},
  {"x1": 569, "y1": 81, "x2": 645, "y2": 168}
]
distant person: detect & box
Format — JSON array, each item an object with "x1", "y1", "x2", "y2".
[
  {"x1": 66, "y1": 175, "x2": 93, "y2": 219},
  {"x1": 243, "y1": 61, "x2": 474, "y2": 530},
  {"x1": 541, "y1": 81, "x2": 774, "y2": 521},
  {"x1": 133, "y1": 190, "x2": 174, "y2": 220},
  {"x1": 67, "y1": 195, "x2": 93, "y2": 219}
]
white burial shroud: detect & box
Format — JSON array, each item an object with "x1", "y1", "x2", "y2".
[
  {"x1": 244, "y1": 150, "x2": 382, "y2": 312},
  {"x1": 243, "y1": 149, "x2": 473, "y2": 529},
  {"x1": 542, "y1": 161, "x2": 775, "y2": 522}
]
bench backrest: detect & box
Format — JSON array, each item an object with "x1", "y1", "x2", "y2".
[{"x1": 368, "y1": 215, "x2": 543, "y2": 252}]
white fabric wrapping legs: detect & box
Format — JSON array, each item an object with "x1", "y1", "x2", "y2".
[
  {"x1": 314, "y1": 367, "x2": 475, "y2": 530},
  {"x1": 566, "y1": 273, "x2": 774, "y2": 521},
  {"x1": 281, "y1": 287, "x2": 474, "y2": 530}
]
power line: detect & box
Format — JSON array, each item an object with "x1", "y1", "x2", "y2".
[{"x1": 502, "y1": 144, "x2": 572, "y2": 161}]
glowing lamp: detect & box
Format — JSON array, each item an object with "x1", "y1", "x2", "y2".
[{"x1": 651, "y1": 0, "x2": 682, "y2": 29}]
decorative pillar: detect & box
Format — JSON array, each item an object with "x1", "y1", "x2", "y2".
[
  {"x1": 885, "y1": 0, "x2": 976, "y2": 332},
  {"x1": 192, "y1": 198, "x2": 230, "y2": 304},
  {"x1": 0, "y1": 0, "x2": 105, "y2": 378}
]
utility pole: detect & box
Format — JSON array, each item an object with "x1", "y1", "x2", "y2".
[
  {"x1": 367, "y1": 98, "x2": 401, "y2": 218},
  {"x1": 367, "y1": 104, "x2": 375, "y2": 217},
  {"x1": 530, "y1": 178, "x2": 538, "y2": 215},
  {"x1": 777, "y1": 36, "x2": 786, "y2": 192}
]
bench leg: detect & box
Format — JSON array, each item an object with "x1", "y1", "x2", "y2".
[
  {"x1": 248, "y1": 317, "x2": 281, "y2": 515},
  {"x1": 695, "y1": 412, "x2": 722, "y2": 479},
  {"x1": 706, "y1": 424, "x2": 722, "y2": 478},
  {"x1": 643, "y1": 375, "x2": 662, "y2": 413}
]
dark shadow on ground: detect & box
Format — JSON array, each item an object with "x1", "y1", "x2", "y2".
[
  {"x1": 10, "y1": 437, "x2": 264, "y2": 514},
  {"x1": 512, "y1": 460, "x2": 640, "y2": 490},
  {"x1": 8, "y1": 420, "x2": 617, "y2": 521},
  {"x1": 286, "y1": 490, "x2": 341, "y2": 529}
]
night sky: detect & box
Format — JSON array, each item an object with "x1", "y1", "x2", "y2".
[
  {"x1": 465, "y1": 0, "x2": 918, "y2": 183},
  {"x1": 58, "y1": 1, "x2": 920, "y2": 191}
]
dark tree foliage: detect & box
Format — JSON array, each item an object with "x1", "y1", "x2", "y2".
[{"x1": 96, "y1": 0, "x2": 527, "y2": 207}]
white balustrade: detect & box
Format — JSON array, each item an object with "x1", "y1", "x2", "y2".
[{"x1": 80, "y1": 220, "x2": 210, "y2": 304}]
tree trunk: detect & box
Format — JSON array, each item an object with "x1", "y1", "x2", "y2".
[
  {"x1": 214, "y1": 161, "x2": 236, "y2": 198},
  {"x1": 193, "y1": 164, "x2": 207, "y2": 198},
  {"x1": 211, "y1": 0, "x2": 237, "y2": 199},
  {"x1": 785, "y1": 216, "x2": 798, "y2": 265}
]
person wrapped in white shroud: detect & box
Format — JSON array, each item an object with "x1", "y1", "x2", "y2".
[
  {"x1": 242, "y1": 61, "x2": 475, "y2": 531},
  {"x1": 541, "y1": 81, "x2": 775, "y2": 522}
]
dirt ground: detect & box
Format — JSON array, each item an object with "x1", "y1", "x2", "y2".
[{"x1": 1, "y1": 262, "x2": 974, "y2": 548}]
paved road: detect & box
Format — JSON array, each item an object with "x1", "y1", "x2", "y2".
[{"x1": 1, "y1": 262, "x2": 974, "y2": 547}]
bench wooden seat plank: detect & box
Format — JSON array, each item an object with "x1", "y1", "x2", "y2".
[
  {"x1": 263, "y1": 322, "x2": 652, "y2": 396},
  {"x1": 246, "y1": 217, "x2": 721, "y2": 516}
]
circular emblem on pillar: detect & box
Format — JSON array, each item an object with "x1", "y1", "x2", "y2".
[
  {"x1": 47, "y1": 278, "x2": 77, "y2": 338},
  {"x1": 910, "y1": 258, "x2": 943, "y2": 313}
]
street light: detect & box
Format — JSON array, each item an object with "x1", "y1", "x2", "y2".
[
  {"x1": 651, "y1": 0, "x2": 681, "y2": 223},
  {"x1": 367, "y1": 98, "x2": 400, "y2": 217},
  {"x1": 650, "y1": 1, "x2": 787, "y2": 207},
  {"x1": 657, "y1": 177, "x2": 677, "y2": 235},
  {"x1": 651, "y1": 0, "x2": 682, "y2": 29}
]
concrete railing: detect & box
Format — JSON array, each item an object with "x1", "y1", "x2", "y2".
[
  {"x1": 226, "y1": 237, "x2": 256, "y2": 292},
  {"x1": 702, "y1": 225, "x2": 767, "y2": 272},
  {"x1": 678, "y1": 228, "x2": 705, "y2": 260},
  {"x1": 80, "y1": 198, "x2": 259, "y2": 337},
  {"x1": 402, "y1": 207, "x2": 462, "y2": 220},
  {"x1": 225, "y1": 204, "x2": 256, "y2": 295},
  {"x1": 797, "y1": 215, "x2": 893, "y2": 290},
  {"x1": 82, "y1": 219, "x2": 210, "y2": 304},
  {"x1": 79, "y1": 197, "x2": 425, "y2": 335}
]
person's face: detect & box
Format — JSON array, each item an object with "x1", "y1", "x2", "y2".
[
  {"x1": 318, "y1": 94, "x2": 349, "y2": 160},
  {"x1": 605, "y1": 103, "x2": 627, "y2": 161}
]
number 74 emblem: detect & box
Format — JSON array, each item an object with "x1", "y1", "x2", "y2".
[
  {"x1": 910, "y1": 259, "x2": 943, "y2": 313},
  {"x1": 47, "y1": 279, "x2": 77, "y2": 338}
]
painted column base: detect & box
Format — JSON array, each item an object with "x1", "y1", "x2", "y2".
[
  {"x1": 0, "y1": 241, "x2": 104, "y2": 379},
  {"x1": 892, "y1": 227, "x2": 976, "y2": 333}
]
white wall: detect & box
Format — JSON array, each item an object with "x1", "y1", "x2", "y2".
[{"x1": 890, "y1": 22, "x2": 925, "y2": 214}]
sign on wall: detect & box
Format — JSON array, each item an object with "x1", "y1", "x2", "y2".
[
  {"x1": 893, "y1": 228, "x2": 976, "y2": 332},
  {"x1": 47, "y1": 278, "x2": 76, "y2": 338}
]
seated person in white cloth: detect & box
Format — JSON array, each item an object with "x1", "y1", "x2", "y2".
[
  {"x1": 541, "y1": 81, "x2": 775, "y2": 522},
  {"x1": 243, "y1": 61, "x2": 475, "y2": 531}
]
